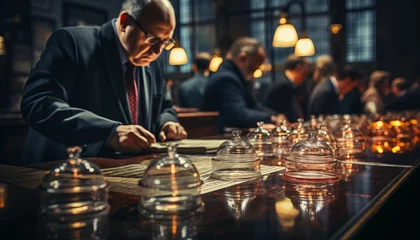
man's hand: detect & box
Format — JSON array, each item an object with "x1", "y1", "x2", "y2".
[
  {"x1": 271, "y1": 113, "x2": 289, "y2": 125},
  {"x1": 107, "y1": 125, "x2": 156, "y2": 152},
  {"x1": 159, "y1": 122, "x2": 188, "y2": 141}
]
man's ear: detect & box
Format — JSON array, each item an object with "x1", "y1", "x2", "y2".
[
  {"x1": 119, "y1": 12, "x2": 129, "y2": 30},
  {"x1": 238, "y1": 51, "x2": 247, "y2": 63}
]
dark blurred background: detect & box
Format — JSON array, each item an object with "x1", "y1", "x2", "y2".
[{"x1": 0, "y1": 0, "x2": 417, "y2": 164}]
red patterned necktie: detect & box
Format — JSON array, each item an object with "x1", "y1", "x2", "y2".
[{"x1": 126, "y1": 63, "x2": 138, "y2": 124}]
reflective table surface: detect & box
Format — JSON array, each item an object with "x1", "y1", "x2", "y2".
[{"x1": 0, "y1": 148, "x2": 419, "y2": 239}]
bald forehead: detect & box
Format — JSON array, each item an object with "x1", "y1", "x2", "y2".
[{"x1": 141, "y1": 0, "x2": 175, "y2": 21}]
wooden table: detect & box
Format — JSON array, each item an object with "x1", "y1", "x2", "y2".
[{"x1": 0, "y1": 148, "x2": 419, "y2": 239}]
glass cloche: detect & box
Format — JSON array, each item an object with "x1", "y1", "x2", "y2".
[
  {"x1": 246, "y1": 122, "x2": 278, "y2": 163},
  {"x1": 272, "y1": 120, "x2": 291, "y2": 161},
  {"x1": 217, "y1": 130, "x2": 243, "y2": 151},
  {"x1": 283, "y1": 131, "x2": 339, "y2": 183},
  {"x1": 212, "y1": 131, "x2": 261, "y2": 181},
  {"x1": 317, "y1": 122, "x2": 339, "y2": 156},
  {"x1": 39, "y1": 146, "x2": 110, "y2": 220},
  {"x1": 333, "y1": 119, "x2": 366, "y2": 160},
  {"x1": 138, "y1": 143, "x2": 204, "y2": 217}
]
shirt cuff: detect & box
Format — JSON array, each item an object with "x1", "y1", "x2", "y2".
[{"x1": 106, "y1": 122, "x2": 122, "y2": 145}]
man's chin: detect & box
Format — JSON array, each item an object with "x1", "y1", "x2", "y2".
[{"x1": 132, "y1": 57, "x2": 155, "y2": 66}]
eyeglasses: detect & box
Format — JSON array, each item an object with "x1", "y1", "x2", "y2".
[{"x1": 128, "y1": 15, "x2": 176, "y2": 51}]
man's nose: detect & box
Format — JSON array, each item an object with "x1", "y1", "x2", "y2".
[{"x1": 151, "y1": 43, "x2": 164, "y2": 55}]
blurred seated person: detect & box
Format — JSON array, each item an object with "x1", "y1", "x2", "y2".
[
  {"x1": 340, "y1": 73, "x2": 368, "y2": 114},
  {"x1": 264, "y1": 54, "x2": 311, "y2": 123},
  {"x1": 178, "y1": 52, "x2": 211, "y2": 108},
  {"x1": 308, "y1": 65, "x2": 361, "y2": 116},
  {"x1": 201, "y1": 37, "x2": 285, "y2": 133},
  {"x1": 386, "y1": 77, "x2": 420, "y2": 112},
  {"x1": 361, "y1": 70, "x2": 391, "y2": 114},
  {"x1": 409, "y1": 76, "x2": 420, "y2": 91},
  {"x1": 300, "y1": 55, "x2": 334, "y2": 117},
  {"x1": 391, "y1": 77, "x2": 409, "y2": 98}
]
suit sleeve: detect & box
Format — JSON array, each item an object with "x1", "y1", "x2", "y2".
[
  {"x1": 178, "y1": 84, "x2": 187, "y2": 107},
  {"x1": 308, "y1": 91, "x2": 330, "y2": 116},
  {"x1": 218, "y1": 76, "x2": 272, "y2": 128},
  {"x1": 265, "y1": 83, "x2": 288, "y2": 114},
  {"x1": 154, "y1": 58, "x2": 178, "y2": 136},
  {"x1": 20, "y1": 29, "x2": 120, "y2": 157}
]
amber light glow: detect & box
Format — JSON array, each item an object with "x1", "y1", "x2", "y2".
[{"x1": 169, "y1": 47, "x2": 188, "y2": 65}]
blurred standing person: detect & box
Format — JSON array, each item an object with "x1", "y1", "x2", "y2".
[
  {"x1": 178, "y1": 52, "x2": 211, "y2": 108},
  {"x1": 307, "y1": 65, "x2": 361, "y2": 116},
  {"x1": 361, "y1": 70, "x2": 391, "y2": 114},
  {"x1": 201, "y1": 37, "x2": 285, "y2": 133},
  {"x1": 264, "y1": 54, "x2": 311, "y2": 123}
]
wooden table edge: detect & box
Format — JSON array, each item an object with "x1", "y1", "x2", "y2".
[{"x1": 330, "y1": 161, "x2": 419, "y2": 239}]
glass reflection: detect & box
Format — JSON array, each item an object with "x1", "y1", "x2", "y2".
[
  {"x1": 337, "y1": 162, "x2": 366, "y2": 182},
  {"x1": 149, "y1": 213, "x2": 201, "y2": 240},
  {"x1": 275, "y1": 196, "x2": 299, "y2": 232},
  {"x1": 285, "y1": 181, "x2": 337, "y2": 223},
  {"x1": 223, "y1": 178, "x2": 262, "y2": 220},
  {"x1": 123, "y1": 204, "x2": 202, "y2": 240},
  {"x1": 37, "y1": 210, "x2": 109, "y2": 240}
]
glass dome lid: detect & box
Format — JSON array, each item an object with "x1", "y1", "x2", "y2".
[
  {"x1": 333, "y1": 119, "x2": 365, "y2": 140},
  {"x1": 246, "y1": 122, "x2": 274, "y2": 143},
  {"x1": 138, "y1": 143, "x2": 203, "y2": 215},
  {"x1": 287, "y1": 131, "x2": 335, "y2": 164},
  {"x1": 212, "y1": 131, "x2": 261, "y2": 181},
  {"x1": 41, "y1": 147, "x2": 108, "y2": 192},
  {"x1": 216, "y1": 131, "x2": 257, "y2": 157},
  {"x1": 317, "y1": 122, "x2": 338, "y2": 150},
  {"x1": 39, "y1": 146, "x2": 109, "y2": 217},
  {"x1": 272, "y1": 119, "x2": 291, "y2": 141}
]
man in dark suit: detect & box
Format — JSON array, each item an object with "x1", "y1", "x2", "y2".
[
  {"x1": 179, "y1": 52, "x2": 211, "y2": 108},
  {"x1": 201, "y1": 37, "x2": 284, "y2": 133},
  {"x1": 387, "y1": 77, "x2": 420, "y2": 112},
  {"x1": 265, "y1": 54, "x2": 311, "y2": 123},
  {"x1": 307, "y1": 65, "x2": 361, "y2": 116},
  {"x1": 20, "y1": 0, "x2": 187, "y2": 164}
]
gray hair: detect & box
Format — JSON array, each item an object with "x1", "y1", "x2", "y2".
[
  {"x1": 121, "y1": 0, "x2": 151, "y2": 18},
  {"x1": 227, "y1": 37, "x2": 263, "y2": 59},
  {"x1": 315, "y1": 55, "x2": 335, "y2": 78}
]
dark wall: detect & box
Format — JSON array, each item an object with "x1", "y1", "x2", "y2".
[{"x1": 376, "y1": 0, "x2": 418, "y2": 81}]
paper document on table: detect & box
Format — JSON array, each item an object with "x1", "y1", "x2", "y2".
[
  {"x1": 0, "y1": 164, "x2": 45, "y2": 189},
  {"x1": 102, "y1": 156, "x2": 285, "y2": 195},
  {"x1": 147, "y1": 139, "x2": 226, "y2": 154}
]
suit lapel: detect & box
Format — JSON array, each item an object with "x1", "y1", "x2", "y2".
[{"x1": 100, "y1": 21, "x2": 130, "y2": 124}]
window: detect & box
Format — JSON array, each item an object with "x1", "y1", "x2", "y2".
[
  {"x1": 165, "y1": 0, "x2": 216, "y2": 74},
  {"x1": 250, "y1": 0, "x2": 330, "y2": 66},
  {"x1": 346, "y1": 0, "x2": 376, "y2": 62}
]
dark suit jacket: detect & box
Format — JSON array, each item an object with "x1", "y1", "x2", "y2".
[
  {"x1": 201, "y1": 60, "x2": 273, "y2": 133},
  {"x1": 20, "y1": 21, "x2": 178, "y2": 164},
  {"x1": 179, "y1": 73, "x2": 208, "y2": 108},
  {"x1": 264, "y1": 73, "x2": 302, "y2": 123},
  {"x1": 307, "y1": 78, "x2": 340, "y2": 116},
  {"x1": 386, "y1": 89, "x2": 420, "y2": 112},
  {"x1": 340, "y1": 88, "x2": 362, "y2": 114}
]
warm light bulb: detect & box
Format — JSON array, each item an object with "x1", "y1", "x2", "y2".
[
  {"x1": 330, "y1": 24, "x2": 343, "y2": 34},
  {"x1": 294, "y1": 37, "x2": 315, "y2": 56},
  {"x1": 209, "y1": 56, "x2": 223, "y2": 72},
  {"x1": 253, "y1": 69, "x2": 263, "y2": 78},
  {"x1": 272, "y1": 24, "x2": 298, "y2": 47},
  {"x1": 169, "y1": 47, "x2": 188, "y2": 65}
]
